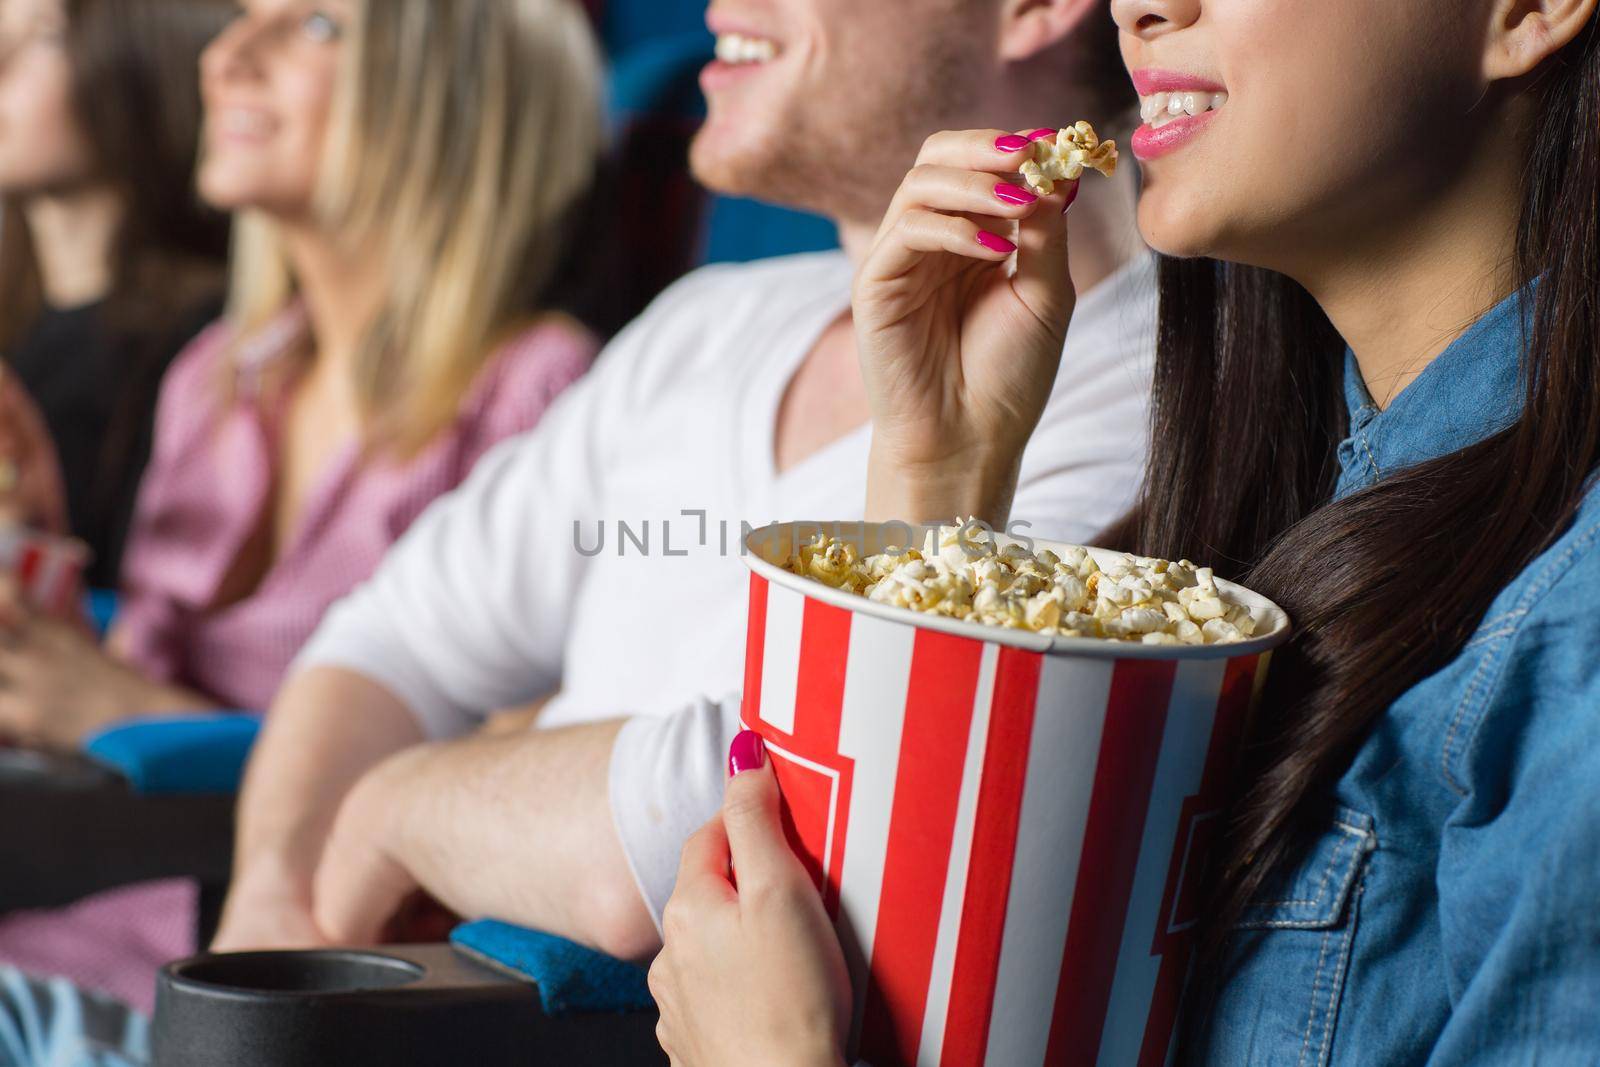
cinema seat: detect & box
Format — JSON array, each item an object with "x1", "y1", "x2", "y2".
[{"x1": 0, "y1": 715, "x2": 257, "y2": 941}]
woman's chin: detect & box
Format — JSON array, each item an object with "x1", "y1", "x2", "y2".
[
  {"x1": 1136, "y1": 197, "x2": 1225, "y2": 260},
  {"x1": 1132, "y1": 217, "x2": 1203, "y2": 263},
  {"x1": 197, "y1": 179, "x2": 304, "y2": 221},
  {"x1": 196, "y1": 169, "x2": 252, "y2": 214}
]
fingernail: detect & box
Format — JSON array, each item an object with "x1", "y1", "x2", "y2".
[
  {"x1": 995, "y1": 134, "x2": 1030, "y2": 153},
  {"x1": 976, "y1": 230, "x2": 1017, "y2": 255},
  {"x1": 1027, "y1": 128, "x2": 1057, "y2": 142},
  {"x1": 1061, "y1": 179, "x2": 1080, "y2": 214},
  {"x1": 728, "y1": 730, "x2": 767, "y2": 776},
  {"x1": 994, "y1": 182, "x2": 1038, "y2": 207}
]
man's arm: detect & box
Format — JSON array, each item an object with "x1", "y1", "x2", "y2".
[
  {"x1": 215, "y1": 346, "x2": 622, "y2": 950},
  {"x1": 312, "y1": 719, "x2": 660, "y2": 962},
  {"x1": 217, "y1": 270, "x2": 725, "y2": 953},
  {"x1": 213, "y1": 668, "x2": 425, "y2": 951}
]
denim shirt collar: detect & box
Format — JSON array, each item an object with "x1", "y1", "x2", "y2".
[{"x1": 1334, "y1": 288, "x2": 1529, "y2": 500}]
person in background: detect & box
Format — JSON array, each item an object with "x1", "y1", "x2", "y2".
[
  {"x1": 0, "y1": 0, "x2": 603, "y2": 1019},
  {"x1": 651, "y1": 0, "x2": 1600, "y2": 1062},
  {"x1": 214, "y1": 0, "x2": 1154, "y2": 976},
  {"x1": 0, "y1": 0, "x2": 230, "y2": 588}
]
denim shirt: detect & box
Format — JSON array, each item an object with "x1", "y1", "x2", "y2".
[{"x1": 1185, "y1": 290, "x2": 1600, "y2": 1065}]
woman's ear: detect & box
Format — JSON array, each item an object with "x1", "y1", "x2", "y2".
[
  {"x1": 1484, "y1": 0, "x2": 1598, "y2": 80},
  {"x1": 998, "y1": 0, "x2": 1103, "y2": 63}
]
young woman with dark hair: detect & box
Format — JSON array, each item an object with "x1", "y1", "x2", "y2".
[
  {"x1": 0, "y1": 0, "x2": 231, "y2": 587},
  {"x1": 649, "y1": 0, "x2": 1600, "y2": 1063}
]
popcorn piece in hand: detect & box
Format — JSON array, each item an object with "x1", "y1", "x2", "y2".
[
  {"x1": 784, "y1": 521, "x2": 1258, "y2": 646},
  {"x1": 1020, "y1": 121, "x2": 1119, "y2": 197}
]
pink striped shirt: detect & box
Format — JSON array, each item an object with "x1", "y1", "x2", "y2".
[
  {"x1": 117, "y1": 307, "x2": 596, "y2": 710},
  {"x1": 0, "y1": 307, "x2": 595, "y2": 1012}
]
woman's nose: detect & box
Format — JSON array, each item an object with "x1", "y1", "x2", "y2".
[
  {"x1": 201, "y1": 17, "x2": 266, "y2": 84},
  {"x1": 1111, "y1": 0, "x2": 1202, "y2": 38}
]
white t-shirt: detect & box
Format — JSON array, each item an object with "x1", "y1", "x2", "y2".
[{"x1": 295, "y1": 250, "x2": 1157, "y2": 919}]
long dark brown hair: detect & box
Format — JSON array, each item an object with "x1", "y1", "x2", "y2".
[
  {"x1": 0, "y1": 0, "x2": 231, "y2": 527},
  {"x1": 1106, "y1": 12, "x2": 1600, "y2": 953}
]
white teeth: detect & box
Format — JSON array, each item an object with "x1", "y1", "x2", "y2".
[
  {"x1": 1139, "y1": 90, "x2": 1228, "y2": 129},
  {"x1": 714, "y1": 32, "x2": 779, "y2": 65},
  {"x1": 217, "y1": 108, "x2": 273, "y2": 136}
]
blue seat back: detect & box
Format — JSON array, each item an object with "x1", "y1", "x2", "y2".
[
  {"x1": 599, "y1": 0, "x2": 837, "y2": 268},
  {"x1": 599, "y1": 0, "x2": 706, "y2": 56},
  {"x1": 87, "y1": 588, "x2": 119, "y2": 637},
  {"x1": 701, "y1": 196, "x2": 839, "y2": 264}
]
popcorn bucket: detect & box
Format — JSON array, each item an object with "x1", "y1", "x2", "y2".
[
  {"x1": 0, "y1": 523, "x2": 89, "y2": 620},
  {"x1": 739, "y1": 522, "x2": 1292, "y2": 1067}
]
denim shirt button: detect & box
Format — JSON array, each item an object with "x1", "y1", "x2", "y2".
[{"x1": 1337, "y1": 437, "x2": 1360, "y2": 467}]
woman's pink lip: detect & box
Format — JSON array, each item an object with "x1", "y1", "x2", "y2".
[
  {"x1": 1130, "y1": 69, "x2": 1226, "y2": 95},
  {"x1": 1131, "y1": 109, "x2": 1220, "y2": 161}
]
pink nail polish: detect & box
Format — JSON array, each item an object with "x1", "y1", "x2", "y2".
[
  {"x1": 994, "y1": 182, "x2": 1038, "y2": 206},
  {"x1": 1061, "y1": 179, "x2": 1080, "y2": 214},
  {"x1": 976, "y1": 231, "x2": 1017, "y2": 255},
  {"x1": 728, "y1": 730, "x2": 767, "y2": 776},
  {"x1": 995, "y1": 134, "x2": 1030, "y2": 153},
  {"x1": 1027, "y1": 127, "x2": 1057, "y2": 142}
]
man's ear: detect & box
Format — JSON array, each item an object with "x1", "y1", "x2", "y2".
[
  {"x1": 998, "y1": 0, "x2": 1103, "y2": 63},
  {"x1": 1484, "y1": 0, "x2": 1597, "y2": 80}
]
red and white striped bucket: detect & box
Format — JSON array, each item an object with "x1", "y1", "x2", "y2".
[
  {"x1": 0, "y1": 524, "x2": 88, "y2": 620},
  {"x1": 740, "y1": 522, "x2": 1291, "y2": 1067}
]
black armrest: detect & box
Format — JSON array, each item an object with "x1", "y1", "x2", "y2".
[
  {"x1": 0, "y1": 747, "x2": 234, "y2": 915},
  {"x1": 152, "y1": 944, "x2": 666, "y2": 1066}
]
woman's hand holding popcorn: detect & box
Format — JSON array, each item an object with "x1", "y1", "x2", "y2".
[{"x1": 853, "y1": 127, "x2": 1091, "y2": 528}]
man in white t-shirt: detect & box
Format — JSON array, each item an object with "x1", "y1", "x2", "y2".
[{"x1": 214, "y1": 0, "x2": 1155, "y2": 958}]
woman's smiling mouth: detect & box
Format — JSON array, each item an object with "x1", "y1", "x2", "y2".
[
  {"x1": 1130, "y1": 69, "x2": 1229, "y2": 161},
  {"x1": 1139, "y1": 90, "x2": 1229, "y2": 128}
]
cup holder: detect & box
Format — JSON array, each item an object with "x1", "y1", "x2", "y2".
[
  {"x1": 154, "y1": 944, "x2": 540, "y2": 1067},
  {"x1": 152, "y1": 944, "x2": 668, "y2": 1067},
  {"x1": 171, "y1": 950, "x2": 425, "y2": 995}
]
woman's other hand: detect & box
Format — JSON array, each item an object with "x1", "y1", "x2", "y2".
[
  {"x1": 0, "y1": 575, "x2": 209, "y2": 749},
  {"x1": 0, "y1": 366, "x2": 68, "y2": 534},
  {"x1": 854, "y1": 128, "x2": 1079, "y2": 527},
  {"x1": 649, "y1": 732, "x2": 851, "y2": 1067}
]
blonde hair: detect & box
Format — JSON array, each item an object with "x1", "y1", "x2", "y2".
[{"x1": 227, "y1": 0, "x2": 603, "y2": 454}]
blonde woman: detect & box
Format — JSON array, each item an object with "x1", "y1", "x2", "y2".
[{"x1": 0, "y1": 0, "x2": 603, "y2": 1017}]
